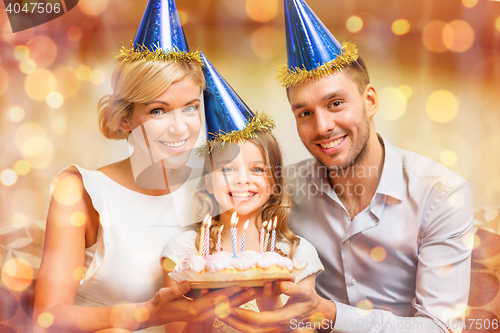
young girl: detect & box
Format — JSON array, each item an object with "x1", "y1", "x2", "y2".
[{"x1": 161, "y1": 130, "x2": 324, "y2": 333}]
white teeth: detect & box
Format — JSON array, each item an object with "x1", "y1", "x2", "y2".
[
  {"x1": 231, "y1": 192, "x2": 254, "y2": 198},
  {"x1": 159, "y1": 139, "x2": 187, "y2": 148},
  {"x1": 320, "y1": 136, "x2": 344, "y2": 149}
]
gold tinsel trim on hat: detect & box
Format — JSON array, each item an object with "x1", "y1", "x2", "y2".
[
  {"x1": 115, "y1": 43, "x2": 203, "y2": 65},
  {"x1": 277, "y1": 41, "x2": 358, "y2": 88},
  {"x1": 197, "y1": 111, "x2": 276, "y2": 157}
]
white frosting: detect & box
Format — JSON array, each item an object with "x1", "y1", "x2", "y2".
[{"x1": 172, "y1": 250, "x2": 293, "y2": 273}]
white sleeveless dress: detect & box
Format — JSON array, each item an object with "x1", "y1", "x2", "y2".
[
  {"x1": 71, "y1": 165, "x2": 198, "y2": 333},
  {"x1": 161, "y1": 230, "x2": 324, "y2": 333}
]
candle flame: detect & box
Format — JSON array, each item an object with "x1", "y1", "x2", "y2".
[
  {"x1": 262, "y1": 221, "x2": 268, "y2": 228},
  {"x1": 273, "y1": 216, "x2": 277, "y2": 229},
  {"x1": 243, "y1": 220, "x2": 249, "y2": 231},
  {"x1": 267, "y1": 221, "x2": 272, "y2": 231},
  {"x1": 231, "y1": 212, "x2": 238, "y2": 226},
  {"x1": 219, "y1": 225, "x2": 224, "y2": 233},
  {"x1": 203, "y1": 214, "x2": 210, "y2": 225}
]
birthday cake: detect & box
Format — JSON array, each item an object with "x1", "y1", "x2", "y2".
[{"x1": 168, "y1": 250, "x2": 293, "y2": 285}]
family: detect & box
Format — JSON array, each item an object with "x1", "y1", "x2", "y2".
[{"x1": 33, "y1": 0, "x2": 473, "y2": 332}]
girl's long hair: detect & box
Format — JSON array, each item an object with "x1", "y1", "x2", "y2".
[{"x1": 192, "y1": 130, "x2": 301, "y2": 260}]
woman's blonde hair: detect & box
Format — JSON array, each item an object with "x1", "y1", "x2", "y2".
[
  {"x1": 193, "y1": 131, "x2": 301, "y2": 260},
  {"x1": 98, "y1": 60, "x2": 205, "y2": 140}
]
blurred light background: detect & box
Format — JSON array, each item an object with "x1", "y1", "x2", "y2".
[{"x1": 0, "y1": 0, "x2": 499, "y2": 277}]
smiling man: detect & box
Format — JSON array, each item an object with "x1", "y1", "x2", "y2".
[{"x1": 221, "y1": 1, "x2": 473, "y2": 332}]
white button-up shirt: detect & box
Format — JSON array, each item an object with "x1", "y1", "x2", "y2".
[{"x1": 286, "y1": 136, "x2": 473, "y2": 332}]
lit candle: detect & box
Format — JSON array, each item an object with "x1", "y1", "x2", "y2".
[
  {"x1": 270, "y1": 217, "x2": 277, "y2": 252},
  {"x1": 231, "y1": 212, "x2": 238, "y2": 257},
  {"x1": 217, "y1": 225, "x2": 224, "y2": 253},
  {"x1": 241, "y1": 220, "x2": 249, "y2": 253},
  {"x1": 260, "y1": 221, "x2": 267, "y2": 254},
  {"x1": 263, "y1": 221, "x2": 271, "y2": 253},
  {"x1": 198, "y1": 214, "x2": 210, "y2": 256},
  {"x1": 203, "y1": 216, "x2": 211, "y2": 256}
]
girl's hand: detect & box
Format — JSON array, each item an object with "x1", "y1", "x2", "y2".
[
  {"x1": 255, "y1": 281, "x2": 284, "y2": 312},
  {"x1": 147, "y1": 282, "x2": 255, "y2": 327}
]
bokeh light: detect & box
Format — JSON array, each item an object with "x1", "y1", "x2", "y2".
[
  {"x1": 422, "y1": 21, "x2": 448, "y2": 53},
  {"x1": 24, "y1": 69, "x2": 56, "y2": 101},
  {"x1": 214, "y1": 295, "x2": 231, "y2": 318},
  {"x1": 26, "y1": 36, "x2": 57, "y2": 68},
  {"x1": 440, "y1": 150, "x2": 458, "y2": 167},
  {"x1": 1, "y1": 258, "x2": 34, "y2": 291},
  {"x1": 135, "y1": 308, "x2": 150, "y2": 322},
  {"x1": 398, "y1": 85, "x2": 412, "y2": 99},
  {"x1": 21, "y1": 136, "x2": 55, "y2": 169},
  {"x1": 346, "y1": 16, "x2": 363, "y2": 33},
  {"x1": 90, "y1": 69, "x2": 106, "y2": 85},
  {"x1": 76, "y1": 64, "x2": 92, "y2": 81},
  {"x1": 178, "y1": 10, "x2": 188, "y2": 25},
  {"x1": 251, "y1": 26, "x2": 283, "y2": 59},
  {"x1": 449, "y1": 193, "x2": 465, "y2": 208},
  {"x1": 53, "y1": 66, "x2": 80, "y2": 98},
  {"x1": 377, "y1": 87, "x2": 407, "y2": 120},
  {"x1": 474, "y1": 134, "x2": 500, "y2": 192},
  {"x1": 14, "y1": 160, "x2": 31, "y2": 176},
  {"x1": 443, "y1": 20, "x2": 474, "y2": 53},
  {"x1": 8, "y1": 106, "x2": 25, "y2": 122},
  {"x1": 37, "y1": 312, "x2": 54, "y2": 328},
  {"x1": 1, "y1": 169, "x2": 17, "y2": 186},
  {"x1": 12, "y1": 213, "x2": 29, "y2": 228},
  {"x1": 496, "y1": 17, "x2": 500, "y2": 32},
  {"x1": 47, "y1": 92, "x2": 64, "y2": 108},
  {"x1": 53, "y1": 175, "x2": 83, "y2": 206},
  {"x1": 370, "y1": 246, "x2": 387, "y2": 262},
  {"x1": 245, "y1": 0, "x2": 278, "y2": 22},
  {"x1": 67, "y1": 26, "x2": 83, "y2": 41},
  {"x1": 391, "y1": 19, "x2": 410, "y2": 36},
  {"x1": 13, "y1": 45, "x2": 29, "y2": 60},
  {"x1": 0, "y1": 67, "x2": 9, "y2": 96},
  {"x1": 70, "y1": 212, "x2": 87, "y2": 227},
  {"x1": 15, "y1": 123, "x2": 46, "y2": 151},
  {"x1": 52, "y1": 118, "x2": 67, "y2": 135},
  {"x1": 357, "y1": 299, "x2": 374, "y2": 312},
  {"x1": 462, "y1": 0, "x2": 478, "y2": 8},
  {"x1": 73, "y1": 267, "x2": 88, "y2": 281},
  {"x1": 79, "y1": 0, "x2": 109, "y2": 16},
  {"x1": 425, "y1": 90, "x2": 458, "y2": 123},
  {"x1": 19, "y1": 58, "x2": 37, "y2": 74}
]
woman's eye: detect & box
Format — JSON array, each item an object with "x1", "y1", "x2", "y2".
[
  {"x1": 151, "y1": 109, "x2": 165, "y2": 116},
  {"x1": 183, "y1": 105, "x2": 198, "y2": 113}
]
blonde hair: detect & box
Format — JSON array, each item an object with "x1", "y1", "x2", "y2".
[
  {"x1": 98, "y1": 60, "x2": 205, "y2": 140},
  {"x1": 193, "y1": 131, "x2": 301, "y2": 260}
]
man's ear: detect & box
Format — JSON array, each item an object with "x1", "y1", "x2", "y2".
[
  {"x1": 205, "y1": 173, "x2": 213, "y2": 194},
  {"x1": 364, "y1": 84, "x2": 379, "y2": 119}
]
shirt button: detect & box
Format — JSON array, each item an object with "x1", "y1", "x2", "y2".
[
  {"x1": 345, "y1": 239, "x2": 350, "y2": 244},
  {"x1": 351, "y1": 278, "x2": 357, "y2": 285}
]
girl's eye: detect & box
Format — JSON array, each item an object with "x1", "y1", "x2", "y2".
[
  {"x1": 184, "y1": 105, "x2": 198, "y2": 113},
  {"x1": 221, "y1": 166, "x2": 235, "y2": 173},
  {"x1": 151, "y1": 108, "x2": 165, "y2": 116},
  {"x1": 252, "y1": 167, "x2": 265, "y2": 173}
]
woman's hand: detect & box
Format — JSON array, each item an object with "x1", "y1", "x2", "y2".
[{"x1": 255, "y1": 281, "x2": 283, "y2": 312}]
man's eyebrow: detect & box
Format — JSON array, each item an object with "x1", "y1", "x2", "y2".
[{"x1": 291, "y1": 90, "x2": 345, "y2": 111}]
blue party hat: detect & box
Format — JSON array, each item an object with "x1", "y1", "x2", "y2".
[
  {"x1": 201, "y1": 52, "x2": 274, "y2": 153},
  {"x1": 116, "y1": 0, "x2": 201, "y2": 64},
  {"x1": 278, "y1": 0, "x2": 358, "y2": 88}
]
